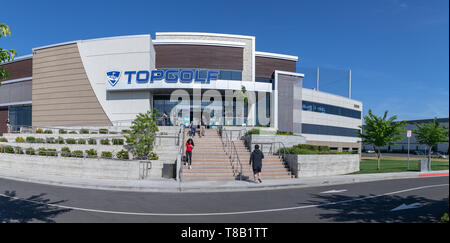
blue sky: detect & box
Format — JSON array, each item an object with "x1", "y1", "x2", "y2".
[{"x1": 1, "y1": 0, "x2": 448, "y2": 121}]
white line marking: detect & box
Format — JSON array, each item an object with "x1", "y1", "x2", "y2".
[
  {"x1": 391, "y1": 203, "x2": 421, "y2": 212},
  {"x1": 320, "y1": 189, "x2": 348, "y2": 194},
  {"x1": 0, "y1": 184, "x2": 448, "y2": 217}
]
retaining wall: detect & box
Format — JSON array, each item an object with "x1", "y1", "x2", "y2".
[
  {"x1": 285, "y1": 154, "x2": 360, "y2": 177},
  {"x1": 0, "y1": 153, "x2": 141, "y2": 180}
]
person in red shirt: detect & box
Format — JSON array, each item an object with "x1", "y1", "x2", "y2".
[{"x1": 186, "y1": 138, "x2": 194, "y2": 169}]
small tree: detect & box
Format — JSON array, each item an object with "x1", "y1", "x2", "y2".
[
  {"x1": 358, "y1": 109, "x2": 406, "y2": 170},
  {"x1": 0, "y1": 24, "x2": 17, "y2": 85},
  {"x1": 413, "y1": 118, "x2": 449, "y2": 171},
  {"x1": 125, "y1": 109, "x2": 159, "y2": 160}
]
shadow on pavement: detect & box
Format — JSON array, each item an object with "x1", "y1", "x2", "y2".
[
  {"x1": 0, "y1": 190, "x2": 72, "y2": 223},
  {"x1": 300, "y1": 193, "x2": 448, "y2": 223}
]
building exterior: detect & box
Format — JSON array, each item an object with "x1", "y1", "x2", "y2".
[
  {"x1": 0, "y1": 32, "x2": 363, "y2": 151},
  {"x1": 362, "y1": 118, "x2": 449, "y2": 154}
]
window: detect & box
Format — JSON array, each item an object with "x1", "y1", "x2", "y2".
[
  {"x1": 255, "y1": 77, "x2": 273, "y2": 83},
  {"x1": 8, "y1": 105, "x2": 32, "y2": 132},
  {"x1": 302, "y1": 123, "x2": 360, "y2": 137},
  {"x1": 302, "y1": 101, "x2": 361, "y2": 119}
]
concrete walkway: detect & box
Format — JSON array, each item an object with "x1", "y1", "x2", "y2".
[{"x1": 0, "y1": 169, "x2": 448, "y2": 193}]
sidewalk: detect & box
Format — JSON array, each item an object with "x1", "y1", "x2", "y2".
[{"x1": 0, "y1": 169, "x2": 448, "y2": 193}]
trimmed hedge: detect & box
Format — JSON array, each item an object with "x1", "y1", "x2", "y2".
[
  {"x1": 279, "y1": 144, "x2": 355, "y2": 155},
  {"x1": 112, "y1": 138, "x2": 124, "y2": 145},
  {"x1": 101, "y1": 151, "x2": 113, "y2": 158},
  {"x1": 85, "y1": 149, "x2": 97, "y2": 158},
  {"x1": 0, "y1": 137, "x2": 8, "y2": 142},
  {"x1": 15, "y1": 137, "x2": 25, "y2": 143},
  {"x1": 26, "y1": 136, "x2": 36, "y2": 143},
  {"x1": 37, "y1": 148, "x2": 57, "y2": 157},
  {"x1": 61, "y1": 147, "x2": 71, "y2": 157},
  {"x1": 116, "y1": 150, "x2": 129, "y2": 160}
]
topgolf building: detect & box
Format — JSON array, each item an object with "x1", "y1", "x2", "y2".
[{"x1": 0, "y1": 32, "x2": 363, "y2": 151}]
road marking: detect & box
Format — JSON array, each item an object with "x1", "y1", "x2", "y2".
[
  {"x1": 320, "y1": 189, "x2": 347, "y2": 194},
  {"x1": 391, "y1": 203, "x2": 421, "y2": 212},
  {"x1": 0, "y1": 184, "x2": 448, "y2": 217}
]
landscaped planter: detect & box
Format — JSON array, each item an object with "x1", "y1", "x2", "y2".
[
  {"x1": 243, "y1": 134, "x2": 307, "y2": 153},
  {"x1": 284, "y1": 154, "x2": 360, "y2": 178}
]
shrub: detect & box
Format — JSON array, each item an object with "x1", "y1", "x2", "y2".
[
  {"x1": 100, "y1": 138, "x2": 110, "y2": 145},
  {"x1": 99, "y1": 128, "x2": 109, "y2": 134},
  {"x1": 25, "y1": 136, "x2": 36, "y2": 143},
  {"x1": 25, "y1": 147, "x2": 35, "y2": 155},
  {"x1": 61, "y1": 147, "x2": 71, "y2": 157},
  {"x1": 72, "y1": 150, "x2": 84, "y2": 158},
  {"x1": 58, "y1": 129, "x2": 67, "y2": 134},
  {"x1": 35, "y1": 128, "x2": 44, "y2": 134},
  {"x1": 80, "y1": 129, "x2": 89, "y2": 134},
  {"x1": 66, "y1": 138, "x2": 76, "y2": 144},
  {"x1": 245, "y1": 129, "x2": 260, "y2": 136},
  {"x1": 38, "y1": 148, "x2": 56, "y2": 156},
  {"x1": 110, "y1": 131, "x2": 118, "y2": 134},
  {"x1": 15, "y1": 137, "x2": 25, "y2": 143},
  {"x1": 56, "y1": 136, "x2": 65, "y2": 144},
  {"x1": 0, "y1": 137, "x2": 8, "y2": 142},
  {"x1": 88, "y1": 138, "x2": 97, "y2": 145},
  {"x1": 4, "y1": 146, "x2": 14, "y2": 154},
  {"x1": 69, "y1": 131, "x2": 78, "y2": 134},
  {"x1": 441, "y1": 213, "x2": 449, "y2": 223},
  {"x1": 121, "y1": 129, "x2": 131, "y2": 134},
  {"x1": 276, "y1": 130, "x2": 294, "y2": 135},
  {"x1": 159, "y1": 132, "x2": 168, "y2": 135},
  {"x1": 90, "y1": 131, "x2": 98, "y2": 134},
  {"x1": 35, "y1": 138, "x2": 45, "y2": 143},
  {"x1": 85, "y1": 149, "x2": 97, "y2": 158},
  {"x1": 112, "y1": 138, "x2": 124, "y2": 145},
  {"x1": 46, "y1": 137, "x2": 56, "y2": 144},
  {"x1": 14, "y1": 147, "x2": 23, "y2": 154},
  {"x1": 101, "y1": 151, "x2": 113, "y2": 158},
  {"x1": 77, "y1": 139, "x2": 86, "y2": 144},
  {"x1": 149, "y1": 151, "x2": 159, "y2": 160},
  {"x1": 116, "y1": 150, "x2": 129, "y2": 160},
  {"x1": 44, "y1": 130, "x2": 53, "y2": 134}
]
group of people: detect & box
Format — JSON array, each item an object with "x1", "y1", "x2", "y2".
[{"x1": 184, "y1": 126, "x2": 265, "y2": 184}]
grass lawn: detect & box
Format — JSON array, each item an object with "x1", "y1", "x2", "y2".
[{"x1": 352, "y1": 159, "x2": 449, "y2": 174}]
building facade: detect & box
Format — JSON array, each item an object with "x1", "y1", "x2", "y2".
[{"x1": 0, "y1": 32, "x2": 363, "y2": 151}]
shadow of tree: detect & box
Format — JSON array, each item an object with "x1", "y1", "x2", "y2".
[
  {"x1": 0, "y1": 190, "x2": 72, "y2": 223},
  {"x1": 301, "y1": 194, "x2": 449, "y2": 223}
]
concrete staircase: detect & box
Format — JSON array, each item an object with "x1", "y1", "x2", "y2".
[{"x1": 181, "y1": 129, "x2": 293, "y2": 181}]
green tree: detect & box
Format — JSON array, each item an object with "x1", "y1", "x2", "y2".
[
  {"x1": 125, "y1": 109, "x2": 160, "y2": 160},
  {"x1": 413, "y1": 118, "x2": 449, "y2": 171},
  {"x1": 0, "y1": 24, "x2": 17, "y2": 84},
  {"x1": 358, "y1": 109, "x2": 406, "y2": 170}
]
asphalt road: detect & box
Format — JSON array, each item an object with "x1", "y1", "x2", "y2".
[{"x1": 0, "y1": 176, "x2": 448, "y2": 223}]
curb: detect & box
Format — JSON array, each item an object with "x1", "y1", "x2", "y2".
[{"x1": 0, "y1": 170, "x2": 448, "y2": 193}]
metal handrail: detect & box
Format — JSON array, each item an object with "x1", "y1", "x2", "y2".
[
  {"x1": 219, "y1": 128, "x2": 243, "y2": 180},
  {"x1": 230, "y1": 141, "x2": 243, "y2": 180},
  {"x1": 178, "y1": 126, "x2": 186, "y2": 182}
]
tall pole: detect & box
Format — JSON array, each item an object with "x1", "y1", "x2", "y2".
[
  {"x1": 408, "y1": 136, "x2": 410, "y2": 170},
  {"x1": 349, "y1": 69, "x2": 352, "y2": 99},
  {"x1": 316, "y1": 67, "x2": 320, "y2": 91}
]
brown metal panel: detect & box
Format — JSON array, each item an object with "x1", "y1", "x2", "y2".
[
  {"x1": 32, "y1": 43, "x2": 112, "y2": 127},
  {"x1": 255, "y1": 56, "x2": 297, "y2": 79},
  {"x1": 0, "y1": 59, "x2": 32, "y2": 81},
  {"x1": 155, "y1": 45, "x2": 243, "y2": 70},
  {"x1": 0, "y1": 107, "x2": 7, "y2": 135}
]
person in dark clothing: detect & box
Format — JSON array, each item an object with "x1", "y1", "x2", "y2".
[{"x1": 249, "y1": 144, "x2": 264, "y2": 183}]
